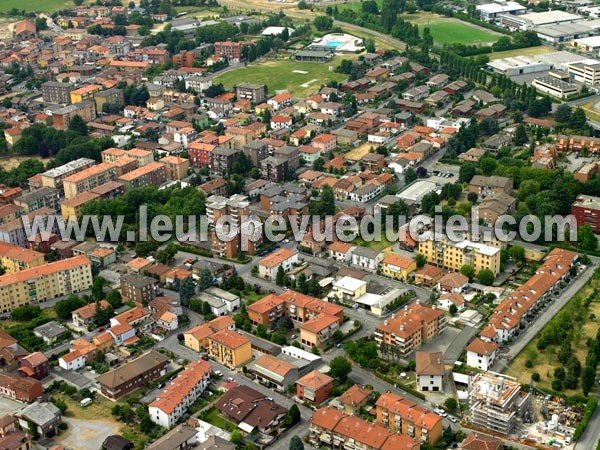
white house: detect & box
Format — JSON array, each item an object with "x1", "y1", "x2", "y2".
[
  {"x1": 415, "y1": 351, "x2": 444, "y2": 392},
  {"x1": 437, "y1": 292, "x2": 465, "y2": 312},
  {"x1": 205, "y1": 287, "x2": 241, "y2": 312},
  {"x1": 155, "y1": 311, "x2": 178, "y2": 332},
  {"x1": 258, "y1": 248, "x2": 299, "y2": 280},
  {"x1": 173, "y1": 127, "x2": 197, "y2": 149},
  {"x1": 271, "y1": 115, "x2": 293, "y2": 130},
  {"x1": 466, "y1": 338, "x2": 498, "y2": 371},
  {"x1": 148, "y1": 360, "x2": 212, "y2": 428},
  {"x1": 368, "y1": 131, "x2": 390, "y2": 145},
  {"x1": 108, "y1": 323, "x2": 137, "y2": 346},
  {"x1": 299, "y1": 145, "x2": 322, "y2": 164},
  {"x1": 267, "y1": 93, "x2": 292, "y2": 110},
  {"x1": 58, "y1": 350, "x2": 86, "y2": 371},
  {"x1": 328, "y1": 242, "x2": 355, "y2": 263},
  {"x1": 350, "y1": 246, "x2": 383, "y2": 272}
]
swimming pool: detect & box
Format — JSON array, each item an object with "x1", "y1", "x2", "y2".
[{"x1": 326, "y1": 41, "x2": 343, "y2": 48}]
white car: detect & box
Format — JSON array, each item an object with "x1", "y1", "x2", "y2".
[
  {"x1": 214, "y1": 370, "x2": 223, "y2": 377},
  {"x1": 227, "y1": 377, "x2": 234, "y2": 382}
]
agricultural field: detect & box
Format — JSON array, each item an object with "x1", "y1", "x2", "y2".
[
  {"x1": 402, "y1": 13, "x2": 502, "y2": 46},
  {"x1": 0, "y1": 0, "x2": 72, "y2": 13},
  {"x1": 214, "y1": 56, "x2": 350, "y2": 97},
  {"x1": 504, "y1": 270, "x2": 600, "y2": 396}
]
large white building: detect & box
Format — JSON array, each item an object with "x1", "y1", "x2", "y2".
[
  {"x1": 148, "y1": 360, "x2": 212, "y2": 429},
  {"x1": 477, "y1": 1, "x2": 526, "y2": 22},
  {"x1": 500, "y1": 10, "x2": 583, "y2": 30},
  {"x1": 567, "y1": 59, "x2": 600, "y2": 85}
]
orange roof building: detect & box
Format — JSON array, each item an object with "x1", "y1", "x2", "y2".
[
  {"x1": 207, "y1": 329, "x2": 252, "y2": 368},
  {"x1": 296, "y1": 370, "x2": 333, "y2": 404}
]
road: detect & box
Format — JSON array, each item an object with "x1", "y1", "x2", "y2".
[{"x1": 492, "y1": 265, "x2": 595, "y2": 373}]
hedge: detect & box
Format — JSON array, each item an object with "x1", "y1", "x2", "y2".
[{"x1": 573, "y1": 397, "x2": 598, "y2": 441}]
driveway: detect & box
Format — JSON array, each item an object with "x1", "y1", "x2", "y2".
[{"x1": 57, "y1": 417, "x2": 120, "y2": 450}]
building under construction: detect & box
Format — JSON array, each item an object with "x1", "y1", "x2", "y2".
[{"x1": 469, "y1": 371, "x2": 532, "y2": 435}]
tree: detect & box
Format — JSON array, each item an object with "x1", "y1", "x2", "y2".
[
  {"x1": 286, "y1": 406, "x2": 301, "y2": 428},
  {"x1": 478, "y1": 157, "x2": 497, "y2": 176},
  {"x1": 11, "y1": 305, "x2": 41, "y2": 321},
  {"x1": 477, "y1": 269, "x2": 495, "y2": 286},
  {"x1": 68, "y1": 115, "x2": 88, "y2": 136},
  {"x1": 415, "y1": 253, "x2": 426, "y2": 268},
  {"x1": 459, "y1": 164, "x2": 476, "y2": 183},
  {"x1": 313, "y1": 16, "x2": 333, "y2": 31},
  {"x1": 582, "y1": 366, "x2": 595, "y2": 396},
  {"x1": 570, "y1": 107, "x2": 587, "y2": 129},
  {"x1": 275, "y1": 265, "x2": 286, "y2": 286},
  {"x1": 313, "y1": 157, "x2": 325, "y2": 171},
  {"x1": 364, "y1": 38, "x2": 376, "y2": 53},
  {"x1": 578, "y1": 225, "x2": 598, "y2": 251},
  {"x1": 93, "y1": 301, "x2": 114, "y2": 327},
  {"x1": 555, "y1": 104, "x2": 572, "y2": 123},
  {"x1": 179, "y1": 277, "x2": 196, "y2": 306},
  {"x1": 289, "y1": 436, "x2": 303, "y2": 450},
  {"x1": 449, "y1": 304, "x2": 458, "y2": 316},
  {"x1": 460, "y1": 265, "x2": 475, "y2": 281},
  {"x1": 91, "y1": 276, "x2": 105, "y2": 301},
  {"x1": 55, "y1": 295, "x2": 86, "y2": 320},
  {"x1": 514, "y1": 125, "x2": 528, "y2": 146},
  {"x1": 231, "y1": 431, "x2": 244, "y2": 445},
  {"x1": 508, "y1": 245, "x2": 525, "y2": 263},
  {"x1": 404, "y1": 167, "x2": 417, "y2": 184},
  {"x1": 74, "y1": 0, "x2": 84, "y2": 5},
  {"x1": 443, "y1": 397, "x2": 458, "y2": 413},
  {"x1": 329, "y1": 356, "x2": 352, "y2": 382},
  {"x1": 467, "y1": 192, "x2": 478, "y2": 203},
  {"x1": 198, "y1": 268, "x2": 213, "y2": 291}
]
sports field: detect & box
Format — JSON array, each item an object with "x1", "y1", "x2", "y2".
[
  {"x1": 214, "y1": 57, "x2": 349, "y2": 97},
  {"x1": 0, "y1": 0, "x2": 72, "y2": 13},
  {"x1": 402, "y1": 13, "x2": 501, "y2": 45}
]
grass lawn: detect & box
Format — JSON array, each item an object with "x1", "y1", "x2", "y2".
[
  {"x1": 401, "y1": 13, "x2": 501, "y2": 45},
  {"x1": 352, "y1": 235, "x2": 393, "y2": 252},
  {"x1": 581, "y1": 99, "x2": 600, "y2": 123},
  {"x1": 335, "y1": 0, "x2": 383, "y2": 13},
  {"x1": 242, "y1": 290, "x2": 266, "y2": 304},
  {"x1": 504, "y1": 272, "x2": 600, "y2": 396},
  {"x1": 214, "y1": 56, "x2": 350, "y2": 97},
  {"x1": 485, "y1": 46, "x2": 555, "y2": 61},
  {"x1": 0, "y1": 0, "x2": 72, "y2": 13},
  {"x1": 203, "y1": 407, "x2": 237, "y2": 432}
]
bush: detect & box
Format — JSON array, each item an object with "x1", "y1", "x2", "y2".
[
  {"x1": 58, "y1": 422, "x2": 68, "y2": 431},
  {"x1": 532, "y1": 373, "x2": 541, "y2": 382},
  {"x1": 525, "y1": 360, "x2": 533, "y2": 368}
]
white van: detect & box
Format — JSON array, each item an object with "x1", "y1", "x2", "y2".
[{"x1": 80, "y1": 398, "x2": 93, "y2": 407}]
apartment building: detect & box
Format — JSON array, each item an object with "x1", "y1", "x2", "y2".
[
  {"x1": 376, "y1": 392, "x2": 443, "y2": 444},
  {"x1": 207, "y1": 329, "x2": 252, "y2": 368},
  {"x1": 374, "y1": 302, "x2": 446, "y2": 357},
  {"x1": 296, "y1": 370, "x2": 333, "y2": 404},
  {"x1": 60, "y1": 191, "x2": 100, "y2": 221},
  {"x1": 40, "y1": 158, "x2": 96, "y2": 191},
  {"x1": 41, "y1": 81, "x2": 74, "y2": 104},
  {"x1": 257, "y1": 248, "x2": 299, "y2": 280},
  {"x1": 214, "y1": 41, "x2": 251, "y2": 62},
  {"x1": 97, "y1": 350, "x2": 169, "y2": 399},
  {"x1": 0, "y1": 241, "x2": 44, "y2": 273},
  {"x1": 300, "y1": 313, "x2": 341, "y2": 348},
  {"x1": 63, "y1": 163, "x2": 118, "y2": 199},
  {"x1": 309, "y1": 407, "x2": 420, "y2": 450},
  {"x1": 101, "y1": 148, "x2": 153, "y2": 167},
  {"x1": 69, "y1": 84, "x2": 101, "y2": 104},
  {"x1": 236, "y1": 83, "x2": 266, "y2": 103},
  {"x1": 94, "y1": 87, "x2": 124, "y2": 113},
  {"x1": 120, "y1": 274, "x2": 157, "y2": 305},
  {"x1": 117, "y1": 162, "x2": 167, "y2": 190},
  {"x1": 571, "y1": 194, "x2": 600, "y2": 233},
  {"x1": 13, "y1": 187, "x2": 60, "y2": 213},
  {"x1": 206, "y1": 194, "x2": 261, "y2": 258},
  {"x1": 0, "y1": 255, "x2": 92, "y2": 314},
  {"x1": 183, "y1": 315, "x2": 235, "y2": 352},
  {"x1": 482, "y1": 248, "x2": 577, "y2": 342},
  {"x1": 468, "y1": 175, "x2": 513, "y2": 198},
  {"x1": 469, "y1": 372, "x2": 531, "y2": 435},
  {"x1": 418, "y1": 237, "x2": 501, "y2": 277},
  {"x1": 149, "y1": 360, "x2": 212, "y2": 428},
  {"x1": 161, "y1": 156, "x2": 190, "y2": 181},
  {"x1": 247, "y1": 293, "x2": 286, "y2": 327}
]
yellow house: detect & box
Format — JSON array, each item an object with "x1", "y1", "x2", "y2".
[
  {"x1": 60, "y1": 191, "x2": 100, "y2": 221},
  {"x1": 184, "y1": 323, "x2": 214, "y2": 352},
  {"x1": 207, "y1": 329, "x2": 252, "y2": 368},
  {"x1": 0, "y1": 242, "x2": 44, "y2": 273},
  {"x1": 70, "y1": 84, "x2": 101, "y2": 104},
  {"x1": 331, "y1": 276, "x2": 367, "y2": 303},
  {"x1": 381, "y1": 253, "x2": 417, "y2": 280}
]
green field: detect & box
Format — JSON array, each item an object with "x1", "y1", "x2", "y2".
[
  {"x1": 214, "y1": 57, "x2": 350, "y2": 97},
  {"x1": 421, "y1": 20, "x2": 500, "y2": 45},
  {"x1": 335, "y1": 0, "x2": 383, "y2": 13},
  {"x1": 0, "y1": 0, "x2": 73, "y2": 13}
]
